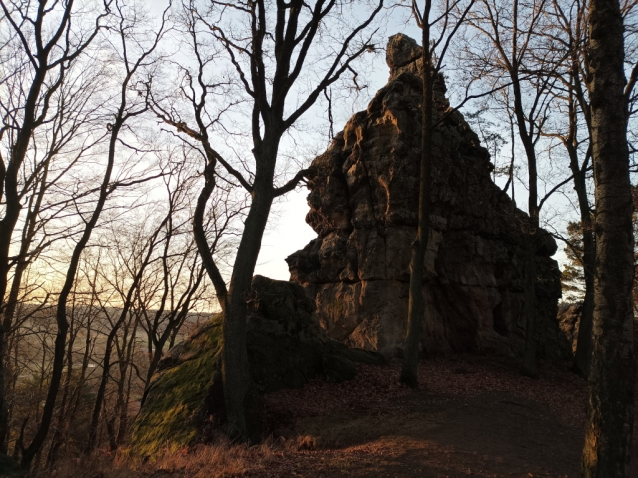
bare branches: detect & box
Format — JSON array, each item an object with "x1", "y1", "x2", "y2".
[{"x1": 273, "y1": 167, "x2": 313, "y2": 197}]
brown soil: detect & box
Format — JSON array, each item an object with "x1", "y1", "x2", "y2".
[
  {"x1": 46, "y1": 355, "x2": 638, "y2": 478},
  {"x1": 250, "y1": 355, "x2": 638, "y2": 478}
]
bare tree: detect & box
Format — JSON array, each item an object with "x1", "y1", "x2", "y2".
[
  {"x1": 16, "y1": 0, "x2": 170, "y2": 467},
  {"x1": 400, "y1": 0, "x2": 476, "y2": 388},
  {"x1": 463, "y1": 0, "x2": 565, "y2": 376},
  {"x1": 133, "y1": 160, "x2": 220, "y2": 386},
  {"x1": 543, "y1": 0, "x2": 638, "y2": 378},
  {"x1": 84, "y1": 217, "x2": 166, "y2": 453},
  {"x1": 45, "y1": 258, "x2": 102, "y2": 468},
  {"x1": 151, "y1": 0, "x2": 384, "y2": 439},
  {"x1": 0, "y1": 0, "x2": 111, "y2": 452}
]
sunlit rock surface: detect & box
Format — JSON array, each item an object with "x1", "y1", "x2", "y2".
[{"x1": 287, "y1": 34, "x2": 568, "y2": 360}]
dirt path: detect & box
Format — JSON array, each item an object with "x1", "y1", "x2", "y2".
[
  {"x1": 252, "y1": 394, "x2": 581, "y2": 477},
  {"x1": 249, "y1": 356, "x2": 637, "y2": 478},
  {"x1": 47, "y1": 355, "x2": 638, "y2": 478}
]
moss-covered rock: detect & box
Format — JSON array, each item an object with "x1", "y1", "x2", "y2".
[
  {"x1": 132, "y1": 319, "x2": 224, "y2": 457},
  {"x1": 132, "y1": 276, "x2": 385, "y2": 456}
]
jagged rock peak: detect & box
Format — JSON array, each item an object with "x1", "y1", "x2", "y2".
[
  {"x1": 287, "y1": 34, "x2": 567, "y2": 360},
  {"x1": 386, "y1": 34, "x2": 421, "y2": 75},
  {"x1": 386, "y1": 33, "x2": 447, "y2": 96}
]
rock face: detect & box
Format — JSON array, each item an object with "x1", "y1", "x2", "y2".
[
  {"x1": 557, "y1": 302, "x2": 583, "y2": 355},
  {"x1": 287, "y1": 34, "x2": 568, "y2": 360},
  {"x1": 132, "y1": 275, "x2": 385, "y2": 456}
]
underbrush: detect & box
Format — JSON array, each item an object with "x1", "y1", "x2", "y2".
[{"x1": 33, "y1": 437, "x2": 290, "y2": 478}]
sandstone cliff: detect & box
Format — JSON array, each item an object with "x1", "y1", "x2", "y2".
[{"x1": 287, "y1": 34, "x2": 568, "y2": 359}]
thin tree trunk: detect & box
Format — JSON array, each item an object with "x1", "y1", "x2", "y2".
[
  {"x1": 0, "y1": 69, "x2": 47, "y2": 459},
  {"x1": 0, "y1": 324, "x2": 8, "y2": 455},
  {"x1": 115, "y1": 317, "x2": 137, "y2": 448},
  {"x1": 222, "y1": 182, "x2": 274, "y2": 439},
  {"x1": 565, "y1": 59, "x2": 596, "y2": 378},
  {"x1": 87, "y1": 210, "x2": 167, "y2": 452},
  {"x1": 45, "y1": 306, "x2": 78, "y2": 468},
  {"x1": 581, "y1": 0, "x2": 635, "y2": 475},
  {"x1": 401, "y1": 0, "x2": 433, "y2": 388},
  {"x1": 573, "y1": 225, "x2": 595, "y2": 376},
  {"x1": 20, "y1": 117, "x2": 123, "y2": 470},
  {"x1": 571, "y1": 146, "x2": 595, "y2": 378}
]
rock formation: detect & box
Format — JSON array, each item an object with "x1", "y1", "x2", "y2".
[
  {"x1": 557, "y1": 302, "x2": 583, "y2": 355},
  {"x1": 287, "y1": 34, "x2": 569, "y2": 360},
  {"x1": 132, "y1": 276, "x2": 385, "y2": 456}
]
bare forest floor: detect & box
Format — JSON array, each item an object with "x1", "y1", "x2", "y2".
[{"x1": 42, "y1": 353, "x2": 638, "y2": 478}]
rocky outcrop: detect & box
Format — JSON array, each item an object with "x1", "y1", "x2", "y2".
[
  {"x1": 132, "y1": 276, "x2": 385, "y2": 456},
  {"x1": 557, "y1": 302, "x2": 583, "y2": 355},
  {"x1": 287, "y1": 34, "x2": 568, "y2": 360}
]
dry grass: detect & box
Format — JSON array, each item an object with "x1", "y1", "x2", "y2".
[
  {"x1": 39, "y1": 438, "x2": 285, "y2": 478},
  {"x1": 32, "y1": 353, "x2": 636, "y2": 477}
]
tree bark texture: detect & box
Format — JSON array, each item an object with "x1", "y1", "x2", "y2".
[
  {"x1": 222, "y1": 153, "x2": 276, "y2": 438},
  {"x1": 581, "y1": 0, "x2": 635, "y2": 476}
]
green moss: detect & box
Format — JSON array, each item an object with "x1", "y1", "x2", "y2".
[
  {"x1": 130, "y1": 277, "x2": 388, "y2": 457},
  {"x1": 330, "y1": 299, "x2": 345, "y2": 315},
  {"x1": 131, "y1": 319, "x2": 223, "y2": 457}
]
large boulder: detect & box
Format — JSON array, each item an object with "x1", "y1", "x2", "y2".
[
  {"x1": 131, "y1": 276, "x2": 384, "y2": 456},
  {"x1": 287, "y1": 34, "x2": 568, "y2": 360}
]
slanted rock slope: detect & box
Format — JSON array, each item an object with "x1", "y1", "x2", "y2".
[
  {"x1": 287, "y1": 34, "x2": 567, "y2": 359},
  {"x1": 132, "y1": 276, "x2": 385, "y2": 456}
]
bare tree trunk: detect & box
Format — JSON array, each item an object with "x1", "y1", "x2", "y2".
[
  {"x1": 222, "y1": 181, "x2": 274, "y2": 439},
  {"x1": 0, "y1": 2, "x2": 106, "y2": 451},
  {"x1": 571, "y1": 143, "x2": 595, "y2": 377},
  {"x1": 581, "y1": 0, "x2": 635, "y2": 475},
  {"x1": 86, "y1": 232, "x2": 160, "y2": 453},
  {"x1": 401, "y1": 0, "x2": 433, "y2": 389},
  {"x1": 20, "y1": 119, "x2": 121, "y2": 468},
  {"x1": 45, "y1": 303, "x2": 79, "y2": 468},
  {"x1": 164, "y1": 0, "x2": 383, "y2": 441},
  {"x1": 564, "y1": 31, "x2": 596, "y2": 378},
  {"x1": 516, "y1": 68, "x2": 540, "y2": 377},
  {"x1": 0, "y1": 325, "x2": 8, "y2": 455}
]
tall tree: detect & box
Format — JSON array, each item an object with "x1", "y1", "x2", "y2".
[
  {"x1": 581, "y1": 0, "x2": 635, "y2": 475},
  {"x1": 546, "y1": 0, "x2": 638, "y2": 378},
  {"x1": 544, "y1": 0, "x2": 600, "y2": 378},
  {"x1": 0, "y1": 0, "x2": 110, "y2": 453},
  {"x1": 401, "y1": 0, "x2": 475, "y2": 387},
  {"x1": 400, "y1": 0, "x2": 435, "y2": 389},
  {"x1": 152, "y1": 0, "x2": 384, "y2": 439},
  {"x1": 17, "y1": 0, "x2": 170, "y2": 467},
  {"x1": 464, "y1": 0, "x2": 562, "y2": 376}
]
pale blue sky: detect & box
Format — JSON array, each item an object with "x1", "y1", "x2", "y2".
[{"x1": 144, "y1": 0, "x2": 572, "y2": 282}]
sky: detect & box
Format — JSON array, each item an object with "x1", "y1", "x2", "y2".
[
  {"x1": 144, "y1": 0, "x2": 572, "y2": 283},
  {"x1": 142, "y1": 0, "x2": 422, "y2": 281},
  {"x1": 254, "y1": 189, "x2": 316, "y2": 280}
]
